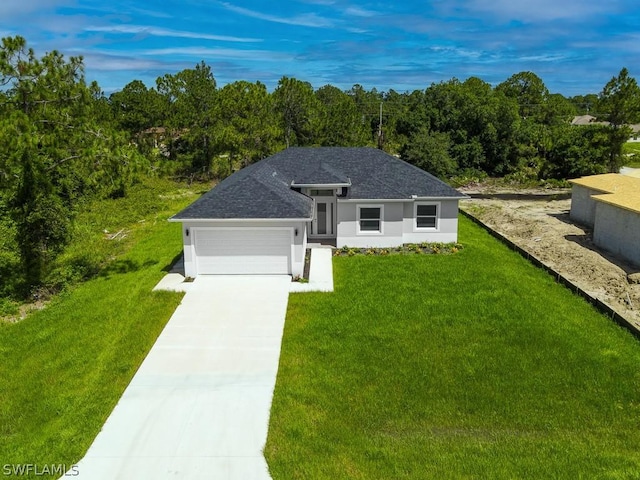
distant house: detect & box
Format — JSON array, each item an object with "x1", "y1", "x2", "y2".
[
  {"x1": 571, "y1": 115, "x2": 601, "y2": 126},
  {"x1": 569, "y1": 173, "x2": 640, "y2": 266},
  {"x1": 571, "y1": 115, "x2": 640, "y2": 140},
  {"x1": 170, "y1": 147, "x2": 467, "y2": 277}
]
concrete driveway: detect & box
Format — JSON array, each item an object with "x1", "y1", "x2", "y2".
[{"x1": 72, "y1": 275, "x2": 291, "y2": 479}]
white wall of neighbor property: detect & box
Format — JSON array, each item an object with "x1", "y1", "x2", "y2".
[
  {"x1": 180, "y1": 220, "x2": 307, "y2": 277},
  {"x1": 570, "y1": 184, "x2": 599, "y2": 227},
  {"x1": 402, "y1": 199, "x2": 460, "y2": 244},
  {"x1": 593, "y1": 202, "x2": 640, "y2": 267},
  {"x1": 335, "y1": 199, "x2": 460, "y2": 248}
]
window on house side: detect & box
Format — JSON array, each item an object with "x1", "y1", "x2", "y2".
[
  {"x1": 359, "y1": 206, "x2": 382, "y2": 233},
  {"x1": 416, "y1": 204, "x2": 437, "y2": 229}
]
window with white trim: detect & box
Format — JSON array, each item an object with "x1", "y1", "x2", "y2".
[
  {"x1": 415, "y1": 203, "x2": 439, "y2": 230},
  {"x1": 357, "y1": 205, "x2": 383, "y2": 234}
]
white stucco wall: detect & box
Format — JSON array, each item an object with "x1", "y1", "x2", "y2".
[
  {"x1": 180, "y1": 220, "x2": 307, "y2": 277},
  {"x1": 570, "y1": 184, "x2": 599, "y2": 227},
  {"x1": 593, "y1": 202, "x2": 640, "y2": 267},
  {"x1": 402, "y1": 199, "x2": 460, "y2": 244},
  {"x1": 336, "y1": 199, "x2": 460, "y2": 248},
  {"x1": 336, "y1": 202, "x2": 404, "y2": 248}
]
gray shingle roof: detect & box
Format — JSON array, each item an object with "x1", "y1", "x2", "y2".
[{"x1": 171, "y1": 147, "x2": 465, "y2": 220}]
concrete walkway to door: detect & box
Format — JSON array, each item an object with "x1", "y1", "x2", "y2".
[{"x1": 70, "y1": 275, "x2": 291, "y2": 480}]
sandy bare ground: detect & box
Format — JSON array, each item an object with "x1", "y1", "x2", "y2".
[{"x1": 459, "y1": 185, "x2": 640, "y2": 331}]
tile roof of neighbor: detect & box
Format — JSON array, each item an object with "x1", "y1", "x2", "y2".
[
  {"x1": 171, "y1": 147, "x2": 466, "y2": 220},
  {"x1": 570, "y1": 173, "x2": 640, "y2": 214}
]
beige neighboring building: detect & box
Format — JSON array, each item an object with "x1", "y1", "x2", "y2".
[{"x1": 569, "y1": 174, "x2": 640, "y2": 267}]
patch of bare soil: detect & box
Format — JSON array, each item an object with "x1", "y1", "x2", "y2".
[
  {"x1": 2, "y1": 300, "x2": 49, "y2": 324},
  {"x1": 459, "y1": 185, "x2": 640, "y2": 331}
]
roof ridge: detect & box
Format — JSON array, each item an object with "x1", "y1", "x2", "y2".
[{"x1": 252, "y1": 164, "x2": 313, "y2": 214}]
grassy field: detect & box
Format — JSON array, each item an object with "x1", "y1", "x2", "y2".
[
  {"x1": 265, "y1": 216, "x2": 640, "y2": 479},
  {"x1": 623, "y1": 142, "x2": 640, "y2": 168},
  {"x1": 0, "y1": 179, "x2": 201, "y2": 478}
]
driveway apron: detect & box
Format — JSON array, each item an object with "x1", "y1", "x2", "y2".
[{"x1": 71, "y1": 275, "x2": 291, "y2": 479}]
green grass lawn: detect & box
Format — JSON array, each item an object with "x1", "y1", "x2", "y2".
[
  {"x1": 0, "y1": 179, "x2": 200, "y2": 478},
  {"x1": 265, "y1": 216, "x2": 640, "y2": 479},
  {"x1": 623, "y1": 142, "x2": 640, "y2": 168}
]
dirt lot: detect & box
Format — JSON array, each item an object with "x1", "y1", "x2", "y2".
[{"x1": 459, "y1": 185, "x2": 640, "y2": 331}]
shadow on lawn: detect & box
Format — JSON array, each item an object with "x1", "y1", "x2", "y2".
[
  {"x1": 162, "y1": 253, "x2": 185, "y2": 275},
  {"x1": 99, "y1": 259, "x2": 159, "y2": 278}
]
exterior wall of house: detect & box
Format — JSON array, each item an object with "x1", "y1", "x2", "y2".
[
  {"x1": 336, "y1": 201, "x2": 404, "y2": 247},
  {"x1": 402, "y1": 199, "x2": 460, "y2": 244},
  {"x1": 180, "y1": 220, "x2": 307, "y2": 277},
  {"x1": 570, "y1": 184, "x2": 599, "y2": 227},
  {"x1": 335, "y1": 199, "x2": 460, "y2": 247},
  {"x1": 593, "y1": 202, "x2": 640, "y2": 267}
]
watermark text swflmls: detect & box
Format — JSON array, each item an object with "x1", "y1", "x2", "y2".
[{"x1": 2, "y1": 464, "x2": 79, "y2": 477}]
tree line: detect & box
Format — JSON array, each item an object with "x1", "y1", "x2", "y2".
[
  {"x1": 110, "y1": 63, "x2": 640, "y2": 182},
  {"x1": 1, "y1": 35, "x2": 639, "y2": 296}
]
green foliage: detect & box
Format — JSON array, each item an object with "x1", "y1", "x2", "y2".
[
  {"x1": 569, "y1": 93, "x2": 598, "y2": 115},
  {"x1": 623, "y1": 142, "x2": 640, "y2": 167},
  {"x1": 156, "y1": 61, "x2": 218, "y2": 175},
  {"x1": 448, "y1": 168, "x2": 489, "y2": 187},
  {"x1": 542, "y1": 123, "x2": 610, "y2": 178},
  {"x1": 0, "y1": 36, "x2": 150, "y2": 292},
  {"x1": 10, "y1": 150, "x2": 71, "y2": 289},
  {"x1": 332, "y1": 242, "x2": 463, "y2": 256},
  {"x1": 42, "y1": 177, "x2": 202, "y2": 294},
  {"x1": 406, "y1": 78, "x2": 522, "y2": 175},
  {"x1": 0, "y1": 176, "x2": 200, "y2": 471},
  {"x1": 0, "y1": 297, "x2": 18, "y2": 316},
  {"x1": 3, "y1": 34, "x2": 640, "y2": 297},
  {"x1": 99, "y1": 61, "x2": 640, "y2": 185},
  {"x1": 215, "y1": 80, "x2": 283, "y2": 168},
  {"x1": 496, "y1": 71, "x2": 550, "y2": 121},
  {"x1": 597, "y1": 68, "x2": 640, "y2": 172},
  {"x1": 400, "y1": 128, "x2": 457, "y2": 178},
  {"x1": 273, "y1": 76, "x2": 320, "y2": 147},
  {"x1": 0, "y1": 213, "x2": 186, "y2": 472},
  {"x1": 110, "y1": 80, "x2": 164, "y2": 134},
  {"x1": 315, "y1": 84, "x2": 370, "y2": 146},
  {"x1": 599, "y1": 68, "x2": 640, "y2": 127}
]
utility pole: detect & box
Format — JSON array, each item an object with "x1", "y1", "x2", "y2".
[{"x1": 377, "y1": 101, "x2": 384, "y2": 149}]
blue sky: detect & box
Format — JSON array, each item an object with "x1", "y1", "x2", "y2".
[{"x1": 1, "y1": 0, "x2": 638, "y2": 95}]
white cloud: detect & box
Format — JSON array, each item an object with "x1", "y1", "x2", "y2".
[
  {"x1": 82, "y1": 53, "x2": 165, "y2": 72},
  {"x1": 345, "y1": 6, "x2": 377, "y2": 17},
  {"x1": 461, "y1": 0, "x2": 621, "y2": 22},
  {"x1": 219, "y1": 2, "x2": 335, "y2": 28},
  {"x1": 139, "y1": 46, "x2": 294, "y2": 61},
  {"x1": 297, "y1": 0, "x2": 337, "y2": 5},
  {"x1": 0, "y1": 0, "x2": 73, "y2": 17},
  {"x1": 85, "y1": 24, "x2": 260, "y2": 43}
]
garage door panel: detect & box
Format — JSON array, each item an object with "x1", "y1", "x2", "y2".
[{"x1": 194, "y1": 228, "x2": 291, "y2": 275}]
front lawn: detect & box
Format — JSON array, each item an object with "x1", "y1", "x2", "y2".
[
  {"x1": 0, "y1": 180, "x2": 199, "y2": 478},
  {"x1": 623, "y1": 142, "x2": 640, "y2": 168},
  {"x1": 265, "y1": 215, "x2": 640, "y2": 479}
]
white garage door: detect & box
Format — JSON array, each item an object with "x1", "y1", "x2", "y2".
[{"x1": 194, "y1": 228, "x2": 292, "y2": 275}]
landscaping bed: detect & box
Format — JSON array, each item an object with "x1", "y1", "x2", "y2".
[{"x1": 333, "y1": 242, "x2": 463, "y2": 257}]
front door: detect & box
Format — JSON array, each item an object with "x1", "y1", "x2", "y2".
[{"x1": 312, "y1": 199, "x2": 335, "y2": 237}]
